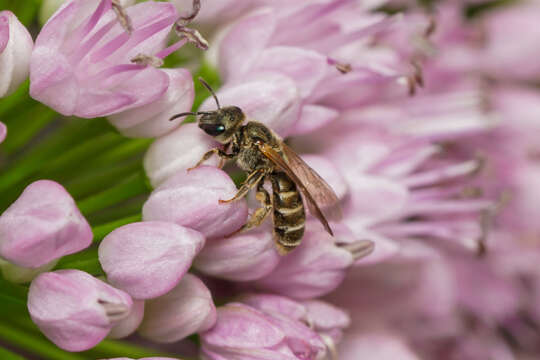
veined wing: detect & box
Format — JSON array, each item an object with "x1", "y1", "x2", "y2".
[{"x1": 257, "y1": 142, "x2": 341, "y2": 236}]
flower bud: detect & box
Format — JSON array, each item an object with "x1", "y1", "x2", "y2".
[
  {"x1": 253, "y1": 224, "x2": 354, "y2": 299},
  {"x1": 143, "y1": 166, "x2": 248, "y2": 239},
  {"x1": 0, "y1": 11, "x2": 33, "y2": 98},
  {"x1": 99, "y1": 221, "x2": 205, "y2": 299},
  {"x1": 0, "y1": 180, "x2": 92, "y2": 268},
  {"x1": 144, "y1": 123, "x2": 219, "y2": 188},
  {"x1": 108, "y1": 69, "x2": 194, "y2": 138},
  {"x1": 194, "y1": 224, "x2": 280, "y2": 281},
  {"x1": 109, "y1": 300, "x2": 144, "y2": 339},
  {"x1": 28, "y1": 270, "x2": 133, "y2": 351},
  {"x1": 138, "y1": 274, "x2": 216, "y2": 343}
]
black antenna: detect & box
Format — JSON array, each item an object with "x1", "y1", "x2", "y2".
[
  {"x1": 169, "y1": 111, "x2": 214, "y2": 121},
  {"x1": 198, "y1": 77, "x2": 220, "y2": 109}
]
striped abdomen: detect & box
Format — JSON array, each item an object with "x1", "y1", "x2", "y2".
[{"x1": 270, "y1": 171, "x2": 305, "y2": 254}]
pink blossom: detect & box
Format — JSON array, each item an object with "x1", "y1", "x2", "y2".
[
  {"x1": 30, "y1": 0, "x2": 192, "y2": 122},
  {"x1": 200, "y1": 302, "x2": 326, "y2": 360},
  {"x1": 0, "y1": 180, "x2": 92, "y2": 268},
  {"x1": 138, "y1": 274, "x2": 216, "y2": 343},
  {"x1": 28, "y1": 270, "x2": 133, "y2": 351},
  {"x1": 0, "y1": 10, "x2": 33, "y2": 98},
  {"x1": 98, "y1": 221, "x2": 205, "y2": 300},
  {"x1": 142, "y1": 166, "x2": 248, "y2": 239}
]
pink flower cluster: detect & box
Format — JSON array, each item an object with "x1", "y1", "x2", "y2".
[{"x1": 2, "y1": 0, "x2": 540, "y2": 359}]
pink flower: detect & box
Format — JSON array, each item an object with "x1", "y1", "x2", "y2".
[
  {"x1": 28, "y1": 270, "x2": 133, "y2": 351},
  {"x1": 138, "y1": 274, "x2": 216, "y2": 343},
  {"x1": 142, "y1": 166, "x2": 248, "y2": 239},
  {"x1": 29, "y1": 0, "x2": 191, "y2": 121},
  {"x1": 98, "y1": 221, "x2": 205, "y2": 300},
  {"x1": 0, "y1": 180, "x2": 92, "y2": 268},
  {"x1": 200, "y1": 302, "x2": 326, "y2": 360},
  {"x1": 0, "y1": 10, "x2": 33, "y2": 98}
]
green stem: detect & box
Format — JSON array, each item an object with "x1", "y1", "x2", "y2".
[
  {"x1": 85, "y1": 339, "x2": 184, "y2": 360},
  {"x1": 0, "y1": 81, "x2": 30, "y2": 118},
  {"x1": 0, "y1": 322, "x2": 85, "y2": 360},
  {"x1": 77, "y1": 172, "x2": 149, "y2": 216},
  {"x1": 0, "y1": 105, "x2": 57, "y2": 155},
  {"x1": 85, "y1": 138, "x2": 152, "y2": 167},
  {"x1": 92, "y1": 214, "x2": 142, "y2": 242},
  {"x1": 0, "y1": 119, "x2": 113, "y2": 193},
  {"x1": 65, "y1": 160, "x2": 142, "y2": 199},
  {"x1": 0, "y1": 346, "x2": 26, "y2": 360},
  {"x1": 37, "y1": 132, "x2": 126, "y2": 180}
]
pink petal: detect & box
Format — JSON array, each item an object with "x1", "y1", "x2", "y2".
[
  {"x1": 142, "y1": 166, "x2": 248, "y2": 239},
  {"x1": 108, "y1": 68, "x2": 194, "y2": 138},
  {"x1": 251, "y1": 46, "x2": 328, "y2": 98},
  {"x1": 291, "y1": 104, "x2": 339, "y2": 136},
  {"x1": 143, "y1": 123, "x2": 220, "y2": 188},
  {"x1": 202, "y1": 303, "x2": 285, "y2": 349},
  {"x1": 0, "y1": 11, "x2": 33, "y2": 97},
  {"x1": 138, "y1": 274, "x2": 216, "y2": 343},
  {"x1": 194, "y1": 224, "x2": 280, "y2": 281},
  {"x1": 218, "y1": 7, "x2": 277, "y2": 81},
  {"x1": 199, "y1": 72, "x2": 301, "y2": 137},
  {"x1": 109, "y1": 300, "x2": 145, "y2": 339}
]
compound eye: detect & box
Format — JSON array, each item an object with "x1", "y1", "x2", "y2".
[{"x1": 200, "y1": 123, "x2": 226, "y2": 136}]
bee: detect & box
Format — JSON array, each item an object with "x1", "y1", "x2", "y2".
[{"x1": 171, "y1": 78, "x2": 341, "y2": 254}]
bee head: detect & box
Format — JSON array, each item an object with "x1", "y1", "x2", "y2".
[
  {"x1": 169, "y1": 78, "x2": 245, "y2": 144},
  {"x1": 198, "y1": 106, "x2": 244, "y2": 143}
]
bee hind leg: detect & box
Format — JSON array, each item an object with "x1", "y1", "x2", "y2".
[
  {"x1": 219, "y1": 169, "x2": 266, "y2": 204},
  {"x1": 227, "y1": 181, "x2": 272, "y2": 236}
]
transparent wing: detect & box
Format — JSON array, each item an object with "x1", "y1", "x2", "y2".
[{"x1": 257, "y1": 142, "x2": 341, "y2": 236}]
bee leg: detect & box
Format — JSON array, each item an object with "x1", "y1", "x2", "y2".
[
  {"x1": 227, "y1": 182, "x2": 272, "y2": 236},
  {"x1": 219, "y1": 169, "x2": 266, "y2": 204},
  {"x1": 188, "y1": 148, "x2": 234, "y2": 171}
]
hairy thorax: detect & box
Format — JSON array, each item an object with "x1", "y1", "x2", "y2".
[{"x1": 235, "y1": 121, "x2": 281, "y2": 173}]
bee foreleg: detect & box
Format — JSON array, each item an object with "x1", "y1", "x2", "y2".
[
  {"x1": 219, "y1": 169, "x2": 266, "y2": 204},
  {"x1": 188, "y1": 148, "x2": 235, "y2": 171}
]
